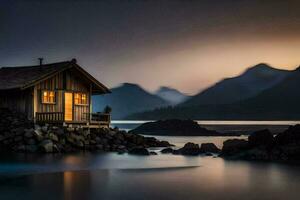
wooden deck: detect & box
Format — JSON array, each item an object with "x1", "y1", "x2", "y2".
[{"x1": 35, "y1": 112, "x2": 110, "y2": 128}]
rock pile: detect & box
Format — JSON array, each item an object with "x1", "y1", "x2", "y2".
[
  {"x1": 160, "y1": 125, "x2": 300, "y2": 162},
  {"x1": 220, "y1": 125, "x2": 300, "y2": 162},
  {"x1": 0, "y1": 108, "x2": 171, "y2": 154},
  {"x1": 161, "y1": 142, "x2": 220, "y2": 156},
  {"x1": 221, "y1": 139, "x2": 249, "y2": 157}
]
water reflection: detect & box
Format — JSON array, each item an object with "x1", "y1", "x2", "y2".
[
  {"x1": 63, "y1": 171, "x2": 92, "y2": 200},
  {"x1": 1, "y1": 156, "x2": 300, "y2": 200},
  {"x1": 1, "y1": 133, "x2": 300, "y2": 200}
]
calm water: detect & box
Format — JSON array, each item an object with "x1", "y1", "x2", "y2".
[{"x1": 1, "y1": 121, "x2": 300, "y2": 200}]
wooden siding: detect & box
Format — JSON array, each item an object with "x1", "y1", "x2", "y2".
[
  {"x1": 0, "y1": 88, "x2": 33, "y2": 119},
  {"x1": 34, "y1": 69, "x2": 91, "y2": 122}
]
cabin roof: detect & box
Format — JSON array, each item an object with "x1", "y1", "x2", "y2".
[{"x1": 0, "y1": 59, "x2": 111, "y2": 94}]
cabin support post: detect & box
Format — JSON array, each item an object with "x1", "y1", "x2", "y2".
[{"x1": 89, "y1": 84, "x2": 93, "y2": 123}]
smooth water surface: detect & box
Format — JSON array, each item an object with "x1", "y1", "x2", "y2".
[
  {"x1": 1, "y1": 121, "x2": 300, "y2": 200},
  {"x1": 1, "y1": 152, "x2": 300, "y2": 200}
]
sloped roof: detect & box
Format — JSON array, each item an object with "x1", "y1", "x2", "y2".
[{"x1": 0, "y1": 59, "x2": 111, "y2": 94}]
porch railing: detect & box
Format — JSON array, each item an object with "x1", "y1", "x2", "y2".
[
  {"x1": 90, "y1": 113, "x2": 111, "y2": 124},
  {"x1": 36, "y1": 112, "x2": 64, "y2": 123},
  {"x1": 35, "y1": 112, "x2": 110, "y2": 125}
]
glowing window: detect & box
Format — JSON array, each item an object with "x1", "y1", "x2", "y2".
[
  {"x1": 42, "y1": 91, "x2": 56, "y2": 104},
  {"x1": 74, "y1": 93, "x2": 87, "y2": 105}
]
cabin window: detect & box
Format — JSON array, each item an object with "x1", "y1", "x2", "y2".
[
  {"x1": 42, "y1": 90, "x2": 56, "y2": 104},
  {"x1": 74, "y1": 93, "x2": 88, "y2": 105}
]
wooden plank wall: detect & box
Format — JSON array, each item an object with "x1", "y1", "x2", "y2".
[
  {"x1": 66, "y1": 70, "x2": 90, "y2": 122},
  {"x1": 34, "y1": 69, "x2": 90, "y2": 122},
  {"x1": 0, "y1": 89, "x2": 33, "y2": 119},
  {"x1": 35, "y1": 73, "x2": 63, "y2": 113}
]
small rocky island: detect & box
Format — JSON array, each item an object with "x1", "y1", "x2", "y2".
[
  {"x1": 130, "y1": 119, "x2": 241, "y2": 136},
  {"x1": 0, "y1": 108, "x2": 171, "y2": 155}
]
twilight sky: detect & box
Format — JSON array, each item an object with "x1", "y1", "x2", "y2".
[{"x1": 1, "y1": 0, "x2": 300, "y2": 94}]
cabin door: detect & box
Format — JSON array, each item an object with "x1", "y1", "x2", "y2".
[{"x1": 64, "y1": 92, "x2": 73, "y2": 121}]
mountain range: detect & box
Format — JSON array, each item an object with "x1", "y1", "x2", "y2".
[
  {"x1": 126, "y1": 64, "x2": 300, "y2": 120},
  {"x1": 155, "y1": 86, "x2": 189, "y2": 105},
  {"x1": 180, "y1": 63, "x2": 290, "y2": 107},
  {"x1": 92, "y1": 83, "x2": 188, "y2": 119}
]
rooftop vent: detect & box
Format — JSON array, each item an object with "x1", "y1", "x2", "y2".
[{"x1": 38, "y1": 58, "x2": 44, "y2": 66}]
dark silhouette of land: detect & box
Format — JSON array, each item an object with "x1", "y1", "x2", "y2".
[{"x1": 130, "y1": 119, "x2": 240, "y2": 136}]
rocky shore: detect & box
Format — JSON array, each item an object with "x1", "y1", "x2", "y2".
[
  {"x1": 1, "y1": 108, "x2": 300, "y2": 162},
  {"x1": 220, "y1": 126, "x2": 300, "y2": 162},
  {"x1": 161, "y1": 125, "x2": 300, "y2": 163},
  {"x1": 0, "y1": 108, "x2": 171, "y2": 154}
]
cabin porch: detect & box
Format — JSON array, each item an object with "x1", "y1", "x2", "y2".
[{"x1": 35, "y1": 112, "x2": 111, "y2": 128}]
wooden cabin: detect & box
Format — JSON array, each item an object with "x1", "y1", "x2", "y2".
[{"x1": 0, "y1": 59, "x2": 111, "y2": 128}]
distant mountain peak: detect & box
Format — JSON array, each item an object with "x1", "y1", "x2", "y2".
[
  {"x1": 157, "y1": 86, "x2": 181, "y2": 93},
  {"x1": 244, "y1": 63, "x2": 274, "y2": 73},
  {"x1": 158, "y1": 86, "x2": 172, "y2": 91},
  {"x1": 93, "y1": 82, "x2": 170, "y2": 119},
  {"x1": 156, "y1": 86, "x2": 189, "y2": 105},
  {"x1": 180, "y1": 63, "x2": 291, "y2": 107},
  {"x1": 117, "y1": 83, "x2": 147, "y2": 92},
  {"x1": 241, "y1": 63, "x2": 292, "y2": 79},
  {"x1": 252, "y1": 63, "x2": 271, "y2": 68},
  {"x1": 122, "y1": 82, "x2": 140, "y2": 87}
]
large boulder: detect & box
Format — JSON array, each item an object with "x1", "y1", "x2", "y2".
[
  {"x1": 25, "y1": 138, "x2": 36, "y2": 145},
  {"x1": 128, "y1": 147, "x2": 150, "y2": 155},
  {"x1": 248, "y1": 129, "x2": 274, "y2": 148},
  {"x1": 234, "y1": 148, "x2": 270, "y2": 161},
  {"x1": 41, "y1": 125, "x2": 49, "y2": 133},
  {"x1": 47, "y1": 132, "x2": 59, "y2": 142},
  {"x1": 114, "y1": 132, "x2": 125, "y2": 141},
  {"x1": 221, "y1": 139, "x2": 249, "y2": 157},
  {"x1": 13, "y1": 127, "x2": 24, "y2": 136},
  {"x1": 159, "y1": 140, "x2": 172, "y2": 147},
  {"x1": 178, "y1": 142, "x2": 201, "y2": 155},
  {"x1": 39, "y1": 140, "x2": 54, "y2": 153},
  {"x1": 276, "y1": 144, "x2": 300, "y2": 160},
  {"x1": 14, "y1": 136, "x2": 23, "y2": 142},
  {"x1": 75, "y1": 140, "x2": 84, "y2": 148},
  {"x1": 274, "y1": 125, "x2": 300, "y2": 145},
  {"x1": 24, "y1": 129, "x2": 34, "y2": 138},
  {"x1": 34, "y1": 129, "x2": 44, "y2": 142},
  {"x1": 0, "y1": 135, "x2": 5, "y2": 142},
  {"x1": 200, "y1": 143, "x2": 221, "y2": 153},
  {"x1": 15, "y1": 144, "x2": 26, "y2": 152},
  {"x1": 161, "y1": 147, "x2": 174, "y2": 154},
  {"x1": 67, "y1": 133, "x2": 85, "y2": 148},
  {"x1": 52, "y1": 127, "x2": 65, "y2": 136}
]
